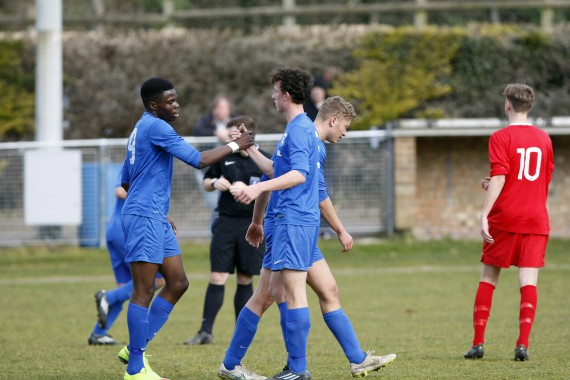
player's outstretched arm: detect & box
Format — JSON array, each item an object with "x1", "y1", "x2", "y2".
[
  {"x1": 246, "y1": 145, "x2": 275, "y2": 178},
  {"x1": 230, "y1": 123, "x2": 274, "y2": 178},
  {"x1": 235, "y1": 170, "x2": 305, "y2": 205},
  {"x1": 198, "y1": 130, "x2": 254, "y2": 168},
  {"x1": 320, "y1": 197, "x2": 353, "y2": 252}
]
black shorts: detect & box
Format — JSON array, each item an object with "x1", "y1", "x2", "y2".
[{"x1": 210, "y1": 215, "x2": 265, "y2": 275}]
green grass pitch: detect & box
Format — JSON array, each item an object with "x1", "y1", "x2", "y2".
[{"x1": 0, "y1": 238, "x2": 568, "y2": 379}]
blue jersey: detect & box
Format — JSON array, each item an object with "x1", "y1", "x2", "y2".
[
  {"x1": 121, "y1": 112, "x2": 202, "y2": 220},
  {"x1": 106, "y1": 190, "x2": 125, "y2": 245},
  {"x1": 317, "y1": 139, "x2": 329, "y2": 203},
  {"x1": 272, "y1": 113, "x2": 320, "y2": 226}
]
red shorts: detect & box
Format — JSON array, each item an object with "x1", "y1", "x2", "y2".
[{"x1": 481, "y1": 226, "x2": 548, "y2": 268}]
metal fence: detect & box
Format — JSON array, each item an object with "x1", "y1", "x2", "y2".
[{"x1": 0, "y1": 130, "x2": 391, "y2": 247}]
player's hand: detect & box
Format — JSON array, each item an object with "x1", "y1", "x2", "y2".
[
  {"x1": 480, "y1": 217, "x2": 494, "y2": 243},
  {"x1": 246, "y1": 222, "x2": 264, "y2": 248},
  {"x1": 337, "y1": 230, "x2": 353, "y2": 252},
  {"x1": 234, "y1": 129, "x2": 254, "y2": 150},
  {"x1": 234, "y1": 184, "x2": 262, "y2": 205},
  {"x1": 481, "y1": 176, "x2": 491, "y2": 191},
  {"x1": 214, "y1": 176, "x2": 231, "y2": 192},
  {"x1": 229, "y1": 181, "x2": 247, "y2": 196},
  {"x1": 229, "y1": 127, "x2": 242, "y2": 141},
  {"x1": 167, "y1": 215, "x2": 178, "y2": 236}
]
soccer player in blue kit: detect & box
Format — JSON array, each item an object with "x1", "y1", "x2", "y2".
[
  {"x1": 89, "y1": 184, "x2": 166, "y2": 346},
  {"x1": 89, "y1": 184, "x2": 154, "y2": 345},
  {"x1": 219, "y1": 94, "x2": 397, "y2": 380},
  {"x1": 233, "y1": 68, "x2": 318, "y2": 380},
  {"x1": 226, "y1": 68, "x2": 317, "y2": 380},
  {"x1": 118, "y1": 77, "x2": 254, "y2": 380}
]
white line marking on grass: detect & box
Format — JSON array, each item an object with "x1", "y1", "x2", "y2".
[
  {"x1": 0, "y1": 273, "x2": 211, "y2": 286},
  {"x1": 1, "y1": 264, "x2": 568, "y2": 286}
]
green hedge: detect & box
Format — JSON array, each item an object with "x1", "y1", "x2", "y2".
[
  {"x1": 0, "y1": 40, "x2": 34, "y2": 140},
  {"x1": 2, "y1": 24, "x2": 570, "y2": 140}
]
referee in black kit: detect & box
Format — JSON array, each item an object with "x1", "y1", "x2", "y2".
[{"x1": 184, "y1": 116, "x2": 271, "y2": 346}]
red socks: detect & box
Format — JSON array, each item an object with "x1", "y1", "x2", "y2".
[
  {"x1": 517, "y1": 285, "x2": 537, "y2": 348},
  {"x1": 472, "y1": 281, "x2": 495, "y2": 346},
  {"x1": 472, "y1": 282, "x2": 537, "y2": 348}
]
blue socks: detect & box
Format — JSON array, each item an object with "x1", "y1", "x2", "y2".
[
  {"x1": 223, "y1": 307, "x2": 260, "y2": 370},
  {"x1": 92, "y1": 302, "x2": 123, "y2": 336},
  {"x1": 287, "y1": 307, "x2": 311, "y2": 373},
  {"x1": 323, "y1": 308, "x2": 366, "y2": 364},
  {"x1": 91, "y1": 282, "x2": 132, "y2": 336},
  {"x1": 106, "y1": 281, "x2": 133, "y2": 305},
  {"x1": 126, "y1": 303, "x2": 149, "y2": 375},
  {"x1": 126, "y1": 297, "x2": 174, "y2": 375},
  {"x1": 147, "y1": 296, "x2": 174, "y2": 343}
]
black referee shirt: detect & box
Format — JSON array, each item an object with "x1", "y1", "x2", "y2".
[{"x1": 203, "y1": 148, "x2": 272, "y2": 218}]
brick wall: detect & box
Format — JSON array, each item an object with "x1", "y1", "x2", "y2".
[
  {"x1": 394, "y1": 137, "x2": 416, "y2": 230},
  {"x1": 395, "y1": 135, "x2": 570, "y2": 240}
]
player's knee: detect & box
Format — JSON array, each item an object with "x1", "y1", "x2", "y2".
[
  {"x1": 236, "y1": 273, "x2": 253, "y2": 285},
  {"x1": 170, "y1": 276, "x2": 189, "y2": 297},
  {"x1": 261, "y1": 294, "x2": 275, "y2": 312},
  {"x1": 132, "y1": 286, "x2": 156, "y2": 305},
  {"x1": 211, "y1": 271, "x2": 230, "y2": 284},
  {"x1": 249, "y1": 291, "x2": 274, "y2": 314},
  {"x1": 317, "y1": 283, "x2": 339, "y2": 304}
]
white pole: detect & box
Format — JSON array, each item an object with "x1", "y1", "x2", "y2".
[
  {"x1": 36, "y1": 0, "x2": 63, "y2": 143},
  {"x1": 283, "y1": 0, "x2": 296, "y2": 27}
]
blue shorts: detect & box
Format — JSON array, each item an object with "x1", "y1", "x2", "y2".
[
  {"x1": 122, "y1": 214, "x2": 181, "y2": 264},
  {"x1": 263, "y1": 232, "x2": 324, "y2": 270},
  {"x1": 271, "y1": 224, "x2": 319, "y2": 271},
  {"x1": 106, "y1": 231, "x2": 131, "y2": 284},
  {"x1": 262, "y1": 225, "x2": 274, "y2": 270},
  {"x1": 312, "y1": 246, "x2": 324, "y2": 263}
]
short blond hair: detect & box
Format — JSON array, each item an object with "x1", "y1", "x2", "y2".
[
  {"x1": 503, "y1": 84, "x2": 535, "y2": 113},
  {"x1": 316, "y1": 96, "x2": 357, "y2": 122}
]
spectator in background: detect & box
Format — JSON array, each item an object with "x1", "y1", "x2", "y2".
[
  {"x1": 304, "y1": 66, "x2": 339, "y2": 121},
  {"x1": 192, "y1": 95, "x2": 237, "y2": 228},
  {"x1": 192, "y1": 95, "x2": 235, "y2": 142},
  {"x1": 303, "y1": 78, "x2": 327, "y2": 121}
]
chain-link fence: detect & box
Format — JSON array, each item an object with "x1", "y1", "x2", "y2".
[{"x1": 0, "y1": 130, "x2": 391, "y2": 247}]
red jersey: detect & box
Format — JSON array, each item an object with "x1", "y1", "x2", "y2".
[{"x1": 487, "y1": 123, "x2": 554, "y2": 235}]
